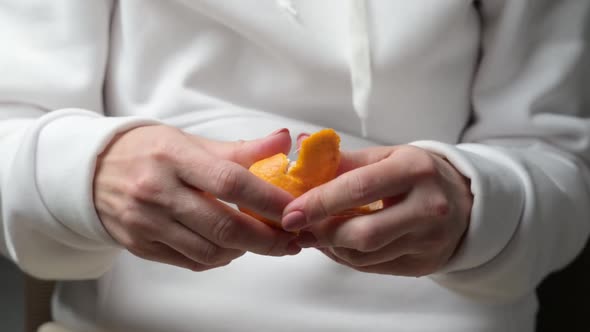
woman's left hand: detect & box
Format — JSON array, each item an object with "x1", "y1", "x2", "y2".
[{"x1": 281, "y1": 145, "x2": 473, "y2": 277}]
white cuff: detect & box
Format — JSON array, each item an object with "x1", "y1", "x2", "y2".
[
  {"x1": 410, "y1": 141, "x2": 525, "y2": 273},
  {"x1": 36, "y1": 109, "x2": 159, "y2": 245}
]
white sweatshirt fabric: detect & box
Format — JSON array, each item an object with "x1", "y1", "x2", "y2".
[{"x1": 1, "y1": 1, "x2": 590, "y2": 331}]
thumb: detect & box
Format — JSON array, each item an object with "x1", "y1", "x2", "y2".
[{"x1": 210, "y1": 128, "x2": 292, "y2": 167}]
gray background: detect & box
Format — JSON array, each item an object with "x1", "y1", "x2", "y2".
[{"x1": 0, "y1": 258, "x2": 24, "y2": 332}]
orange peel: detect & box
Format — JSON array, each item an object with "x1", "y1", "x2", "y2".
[{"x1": 242, "y1": 128, "x2": 382, "y2": 226}]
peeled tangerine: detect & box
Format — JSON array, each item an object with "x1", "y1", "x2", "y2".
[{"x1": 242, "y1": 128, "x2": 382, "y2": 226}]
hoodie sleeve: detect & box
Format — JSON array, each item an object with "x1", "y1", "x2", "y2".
[
  {"x1": 411, "y1": 0, "x2": 590, "y2": 301},
  {"x1": 0, "y1": 1, "x2": 157, "y2": 279}
]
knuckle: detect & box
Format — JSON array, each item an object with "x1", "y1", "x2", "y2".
[
  {"x1": 127, "y1": 173, "x2": 164, "y2": 202},
  {"x1": 262, "y1": 236, "x2": 282, "y2": 256},
  {"x1": 170, "y1": 193, "x2": 199, "y2": 219},
  {"x1": 346, "y1": 173, "x2": 372, "y2": 203},
  {"x1": 212, "y1": 214, "x2": 238, "y2": 245},
  {"x1": 149, "y1": 143, "x2": 172, "y2": 162},
  {"x1": 312, "y1": 188, "x2": 332, "y2": 219},
  {"x1": 200, "y1": 243, "x2": 226, "y2": 265},
  {"x1": 407, "y1": 151, "x2": 437, "y2": 181},
  {"x1": 258, "y1": 197, "x2": 273, "y2": 216},
  {"x1": 423, "y1": 192, "x2": 450, "y2": 218},
  {"x1": 118, "y1": 208, "x2": 141, "y2": 227},
  {"x1": 352, "y1": 223, "x2": 382, "y2": 252},
  {"x1": 119, "y1": 209, "x2": 149, "y2": 232},
  {"x1": 228, "y1": 140, "x2": 247, "y2": 161},
  {"x1": 118, "y1": 207, "x2": 159, "y2": 237},
  {"x1": 212, "y1": 164, "x2": 242, "y2": 198},
  {"x1": 253, "y1": 187, "x2": 274, "y2": 215},
  {"x1": 148, "y1": 131, "x2": 181, "y2": 163}
]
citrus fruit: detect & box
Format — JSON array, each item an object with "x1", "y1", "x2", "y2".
[{"x1": 242, "y1": 128, "x2": 382, "y2": 226}]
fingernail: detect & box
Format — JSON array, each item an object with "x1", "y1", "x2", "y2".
[
  {"x1": 286, "y1": 240, "x2": 302, "y2": 255},
  {"x1": 296, "y1": 232, "x2": 318, "y2": 248},
  {"x1": 282, "y1": 210, "x2": 307, "y2": 231},
  {"x1": 296, "y1": 133, "x2": 310, "y2": 148},
  {"x1": 269, "y1": 128, "x2": 289, "y2": 136},
  {"x1": 297, "y1": 133, "x2": 310, "y2": 141}
]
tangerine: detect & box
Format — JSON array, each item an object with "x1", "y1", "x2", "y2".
[{"x1": 242, "y1": 128, "x2": 382, "y2": 226}]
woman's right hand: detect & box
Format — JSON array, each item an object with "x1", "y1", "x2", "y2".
[{"x1": 93, "y1": 125, "x2": 300, "y2": 271}]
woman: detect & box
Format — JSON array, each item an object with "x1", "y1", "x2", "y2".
[{"x1": 1, "y1": 1, "x2": 589, "y2": 331}]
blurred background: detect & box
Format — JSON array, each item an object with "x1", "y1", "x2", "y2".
[{"x1": 0, "y1": 258, "x2": 24, "y2": 331}]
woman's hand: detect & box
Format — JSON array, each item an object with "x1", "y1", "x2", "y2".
[
  {"x1": 282, "y1": 145, "x2": 473, "y2": 277},
  {"x1": 94, "y1": 125, "x2": 300, "y2": 271}
]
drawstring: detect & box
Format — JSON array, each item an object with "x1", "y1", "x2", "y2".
[
  {"x1": 348, "y1": 0, "x2": 372, "y2": 137},
  {"x1": 275, "y1": 0, "x2": 373, "y2": 137}
]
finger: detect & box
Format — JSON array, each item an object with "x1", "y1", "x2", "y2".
[
  {"x1": 283, "y1": 157, "x2": 413, "y2": 231},
  {"x1": 204, "y1": 128, "x2": 292, "y2": 167},
  {"x1": 160, "y1": 220, "x2": 245, "y2": 266},
  {"x1": 337, "y1": 146, "x2": 396, "y2": 175},
  {"x1": 352, "y1": 254, "x2": 440, "y2": 277},
  {"x1": 316, "y1": 247, "x2": 354, "y2": 268},
  {"x1": 98, "y1": 200, "x2": 240, "y2": 269},
  {"x1": 308, "y1": 200, "x2": 421, "y2": 252},
  {"x1": 130, "y1": 241, "x2": 230, "y2": 272},
  {"x1": 318, "y1": 248, "x2": 435, "y2": 277},
  {"x1": 296, "y1": 133, "x2": 310, "y2": 151},
  {"x1": 171, "y1": 188, "x2": 299, "y2": 256},
  {"x1": 329, "y1": 233, "x2": 420, "y2": 267},
  {"x1": 176, "y1": 156, "x2": 293, "y2": 221},
  {"x1": 309, "y1": 181, "x2": 451, "y2": 251}
]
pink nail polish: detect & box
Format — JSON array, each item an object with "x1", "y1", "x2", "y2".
[
  {"x1": 270, "y1": 128, "x2": 289, "y2": 136},
  {"x1": 297, "y1": 133, "x2": 310, "y2": 140},
  {"x1": 296, "y1": 133, "x2": 310, "y2": 146}
]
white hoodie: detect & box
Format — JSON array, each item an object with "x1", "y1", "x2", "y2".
[{"x1": 1, "y1": 1, "x2": 589, "y2": 331}]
